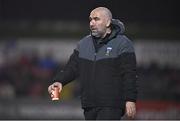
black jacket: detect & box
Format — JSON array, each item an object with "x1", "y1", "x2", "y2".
[{"x1": 53, "y1": 19, "x2": 138, "y2": 109}]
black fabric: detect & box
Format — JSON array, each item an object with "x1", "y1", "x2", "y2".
[
  {"x1": 118, "y1": 52, "x2": 138, "y2": 102},
  {"x1": 111, "y1": 19, "x2": 125, "y2": 34},
  {"x1": 78, "y1": 53, "x2": 137, "y2": 108},
  {"x1": 54, "y1": 52, "x2": 137, "y2": 108},
  {"x1": 53, "y1": 50, "x2": 79, "y2": 86},
  {"x1": 84, "y1": 107, "x2": 123, "y2": 120},
  {"x1": 53, "y1": 19, "x2": 138, "y2": 111}
]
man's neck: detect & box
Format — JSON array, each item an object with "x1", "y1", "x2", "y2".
[{"x1": 101, "y1": 28, "x2": 112, "y2": 39}]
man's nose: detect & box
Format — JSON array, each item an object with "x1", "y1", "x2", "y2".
[{"x1": 90, "y1": 20, "x2": 95, "y2": 27}]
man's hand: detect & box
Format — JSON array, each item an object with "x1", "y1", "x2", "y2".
[
  {"x1": 48, "y1": 82, "x2": 62, "y2": 98},
  {"x1": 125, "y1": 101, "x2": 136, "y2": 119}
]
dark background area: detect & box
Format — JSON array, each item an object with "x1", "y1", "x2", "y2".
[
  {"x1": 0, "y1": 0, "x2": 180, "y2": 39},
  {"x1": 0, "y1": 0, "x2": 179, "y2": 24}
]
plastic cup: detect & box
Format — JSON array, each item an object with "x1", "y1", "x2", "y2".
[{"x1": 52, "y1": 86, "x2": 60, "y2": 101}]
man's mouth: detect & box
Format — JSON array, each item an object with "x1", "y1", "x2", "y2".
[
  {"x1": 91, "y1": 28, "x2": 97, "y2": 31},
  {"x1": 90, "y1": 26, "x2": 96, "y2": 30}
]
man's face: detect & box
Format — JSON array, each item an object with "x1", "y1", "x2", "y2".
[{"x1": 89, "y1": 10, "x2": 109, "y2": 38}]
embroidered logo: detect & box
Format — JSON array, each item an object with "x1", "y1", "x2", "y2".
[{"x1": 105, "y1": 47, "x2": 112, "y2": 56}]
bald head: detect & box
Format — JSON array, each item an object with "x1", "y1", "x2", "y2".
[{"x1": 91, "y1": 7, "x2": 112, "y2": 22}]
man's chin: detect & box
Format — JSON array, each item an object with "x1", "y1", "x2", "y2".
[{"x1": 91, "y1": 32, "x2": 100, "y2": 38}]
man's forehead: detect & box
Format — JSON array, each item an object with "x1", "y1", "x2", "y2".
[{"x1": 90, "y1": 10, "x2": 104, "y2": 18}]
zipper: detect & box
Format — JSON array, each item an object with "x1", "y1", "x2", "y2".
[
  {"x1": 93, "y1": 53, "x2": 97, "y2": 74},
  {"x1": 91, "y1": 52, "x2": 97, "y2": 104},
  {"x1": 94, "y1": 53, "x2": 97, "y2": 61},
  {"x1": 92, "y1": 52, "x2": 97, "y2": 82}
]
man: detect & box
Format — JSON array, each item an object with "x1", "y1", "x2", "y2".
[{"x1": 48, "y1": 7, "x2": 138, "y2": 120}]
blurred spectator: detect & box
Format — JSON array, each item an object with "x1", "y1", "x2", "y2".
[
  {"x1": 38, "y1": 50, "x2": 58, "y2": 70},
  {"x1": 0, "y1": 80, "x2": 15, "y2": 99}
]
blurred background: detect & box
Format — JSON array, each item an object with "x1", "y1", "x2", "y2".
[{"x1": 0, "y1": 0, "x2": 180, "y2": 119}]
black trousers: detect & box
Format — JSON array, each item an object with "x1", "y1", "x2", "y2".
[{"x1": 83, "y1": 107, "x2": 123, "y2": 120}]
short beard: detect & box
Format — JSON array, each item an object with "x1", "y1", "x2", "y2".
[
  {"x1": 91, "y1": 31, "x2": 101, "y2": 38},
  {"x1": 91, "y1": 30, "x2": 106, "y2": 38}
]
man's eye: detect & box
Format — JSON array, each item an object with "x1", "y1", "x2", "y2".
[
  {"x1": 89, "y1": 17, "x2": 100, "y2": 22},
  {"x1": 94, "y1": 18, "x2": 100, "y2": 21}
]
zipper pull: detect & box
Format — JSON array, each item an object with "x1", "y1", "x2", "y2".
[{"x1": 94, "y1": 53, "x2": 97, "y2": 61}]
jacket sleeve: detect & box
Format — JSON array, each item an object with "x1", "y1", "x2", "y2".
[
  {"x1": 118, "y1": 37, "x2": 138, "y2": 102},
  {"x1": 53, "y1": 49, "x2": 79, "y2": 86}
]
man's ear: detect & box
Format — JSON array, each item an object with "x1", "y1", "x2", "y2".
[{"x1": 106, "y1": 19, "x2": 111, "y2": 27}]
